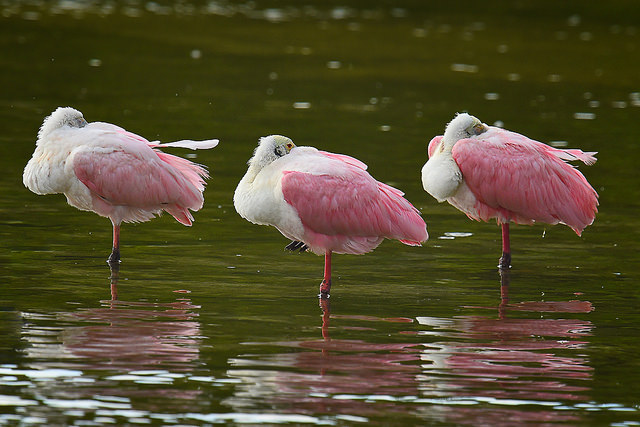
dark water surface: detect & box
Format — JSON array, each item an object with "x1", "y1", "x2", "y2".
[{"x1": 1, "y1": 1, "x2": 640, "y2": 425}]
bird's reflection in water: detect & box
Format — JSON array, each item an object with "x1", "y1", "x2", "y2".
[
  {"x1": 319, "y1": 297, "x2": 330, "y2": 341},
  {"x1": 411, "y1": 270, "x2": 594, "y2": 424},
  {"x1": 224, "y1": 273, "x2": 594, "y2": 424},
  {"x1": 57, "y1": 263, "x2": 203, "y2": 371},
  {"x1": 16, "y1": 264, "x2": 206, "y2": 421},
  {"x1": 23, "y1": 264, "x2": 203, "y2": 375},
  {"x1": 109, "y1": 261, "x2": 120, "y2": 301},
  {"x1": 496, "y1": 268, "x2": 594, "y2": 317}
]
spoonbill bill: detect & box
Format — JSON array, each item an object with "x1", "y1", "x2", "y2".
[
  {"x1": 234, "y1": 135, "x2": 428, "y2": 297},
  {"x1": 421, "y1": 113, "x2": 598, "y2": 269},
  {"x1": 23, "y1": 107, "x2": 218, "y2": 264}
]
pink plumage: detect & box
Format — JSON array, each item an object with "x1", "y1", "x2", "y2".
[
  {"x1": 421, "y1": 113, "x2": 598, "y2": 268},
  {"x1": 281, "y1": 165, "x2": 426, "y2": 254},
  {"x1": 451, "y1": 128, "x2": 597, "y2": 234},
  {"x1": 23, "y1": 107, "x2": 218, "y2": 264},
  {"x1": 235, "y1": 135, "x2": 428, "y2": 296}
]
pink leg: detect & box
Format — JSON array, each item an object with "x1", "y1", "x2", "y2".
[
  {"x1": 499, "y1": 223, "x2": 511, "y2": 269},
  {"x1": 108, "y1": 222, "x2": 121, "y2": 265},
  {"x1": 319, "y1": 250, "x2": 332, "y2": 297}
]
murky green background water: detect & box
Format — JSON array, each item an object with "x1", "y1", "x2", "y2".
[{"x1": 1, "y1": 1, "x2": 639, "y2": 425}]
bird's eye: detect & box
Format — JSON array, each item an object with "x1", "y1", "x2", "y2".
[
  {"x1": 465, "y1": 122, "x2": 485, "y2": 136},
  {"x1": 286, "y1": 143, "x2": 293, "y2": 149},
  {"x1": 472, "y1": 123, "x2": 486, "y2": 135}
]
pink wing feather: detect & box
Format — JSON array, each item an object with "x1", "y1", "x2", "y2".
[
  {"x1": 317, "y1": 150, "x2": 368, "y2": 170},
  {"x1": 73, "y1": 128, "x2": 208, "y2": 225},
  {"x1": 451, "y1": 127, "x2": 598, "y2": 234},
  {"x1": 281, "y1": 153, "x2": 427, "y2": 254},
  {"x1": 428, "y1": 136, "x2": 444, "y2": 158}
]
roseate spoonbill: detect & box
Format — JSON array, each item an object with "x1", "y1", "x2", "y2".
[
  {"x1": 234, "y1": 135, "x2": 428, "y2": 296},
  {"x1": 23, "y1": 107, "x2": 218, "y2": 264},
  {"x1": 421, "y1": 113, "x2": 598, "y2": 269}
]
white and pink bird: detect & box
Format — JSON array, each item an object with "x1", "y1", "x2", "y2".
[
  {"x1": 23, "y1": 107, "x2": 218, "y2": 264},
  {"x1": 421, "y1": 113, "x2": 598, "y2": 268},
  {"x1": 234, "y1": 135, "x2": 428, "y2": 296}
]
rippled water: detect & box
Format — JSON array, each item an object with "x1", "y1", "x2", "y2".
[{"x1": 1, "y1": 0, "x2": 640, "y2": 425}]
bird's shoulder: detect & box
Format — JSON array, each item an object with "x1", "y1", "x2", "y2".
[
  {"x1": 281, "y1": 147, "x2": 369, "y2": 176},
  {"x1": 452, "y1": 127, "x2": 549, "y2": 164},
  {"x1": 280, "y1": 152, "x2": 378, "y2": 207},
  {"x1": 69, "y1": 123, "x2": 156, "y2": 159}
]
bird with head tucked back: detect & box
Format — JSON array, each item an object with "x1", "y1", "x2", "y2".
[
  {"x1": 23, "y1": 107, "x2": 218, "y2": 265},
  {"x1": 421, "y1": 112, "x2": 598, "y2": 269},
  {"x1": 234, "y1": 135, "x2": 429, "y2": 297}
]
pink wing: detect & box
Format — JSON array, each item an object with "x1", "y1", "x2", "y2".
[
  {"x1": 428, "y1": 136, "x2": 444, "y2": 158},
  {"x1": 73, "y1": 130, "x2": 207, "y2": 225},
  {"x1": 88, "y1": 122, "x2": 149, "y2": 143},
  {"x1": 452, "y1": 128, "x2": 598, "y2": 234},
  {"x1": 87, "y1": 123, "x2": 209, "y2": 192},
  {"x1": 281, "y1": 155, "x2": 427, "y2": 253}
]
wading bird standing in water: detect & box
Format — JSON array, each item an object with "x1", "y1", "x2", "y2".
[
  {"x1": 421, "y1": 113, "x2": 598, "y2": 269},
  {"x1": 23, "y1": 107, "x2": 218, "y2": 265},
  {"x1": 234, "y1": 135, "x2": 428, "y2": 297}
]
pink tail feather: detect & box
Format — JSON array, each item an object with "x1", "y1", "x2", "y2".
[
  {"x1": 155, "y1": 151, "x2": 209, "y2": 191},
  {"x1": 155, "y1": 151, "x2": 209, "y2": 224},
  {"x1": 165, "y1": 205, "x2": 195, "y2": 226},
  {"x1": 377, "y1": 184, "x2": 429, "y2": 244},
  {"x1": 399, "y1": 239, "x2": 423, "y2": 246}
]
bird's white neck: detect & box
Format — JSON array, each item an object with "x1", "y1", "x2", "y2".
[
  {"x1": 432, "y1": 137, "x2": 456, "y2": 158},
  {"x1": 421, "y1": 140, "x2": 463, "y2": 202},
  {"x1": 441, "y1": 133, "x2": 465, "y2": 153}
]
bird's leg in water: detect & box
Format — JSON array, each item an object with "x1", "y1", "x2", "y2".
[
  {"x1": 107, "y1": 223, "x2": 121, "y2": 265},
  {"x1": 499, "y1": 223, "x2": 512, "y2": 269},
  {"x1": 319, "y1": 250, "x2": 332, "y2": 297}
]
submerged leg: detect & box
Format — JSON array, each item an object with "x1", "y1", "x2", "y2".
[
  {"x1": 107, "y1": 222, "x2": 121, "y2": 265},
  {"x1": 498, "y1": 223, "x2": 511, "y2": 269},
  {"x1": 319, "y1": 250, "x2": 332, "y2": 298}
]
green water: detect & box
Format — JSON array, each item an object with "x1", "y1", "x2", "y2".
[{"x1": 1, "y1": 1, "x2": 640, "y2": 425}]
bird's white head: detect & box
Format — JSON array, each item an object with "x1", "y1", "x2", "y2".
[
  {"x1": 249, "y1": 135, "x2": 297, "y2": 169},
  {"x1": 443, "y1": 113, "x2": 488, "y2": 147},
  {"x1": 38, "y1": 107, "x2": 89, "y2": 141}
]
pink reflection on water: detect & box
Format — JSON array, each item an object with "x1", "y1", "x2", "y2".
[
  {"x1": 59, "y1": 265, "x2": 202, "y2": 371},
  {"x1": 418, "y1": 271, "x2": 593, "y2": 406},
  {"x1": 225, "y1": 273, "x2": 594, "y2": 424},
  {"x1": 65, "y1": 306, "x2": 201, "y2": 370},
  {"x1": 18, "y1": 266, "x2": 205, "y2": 415}
]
